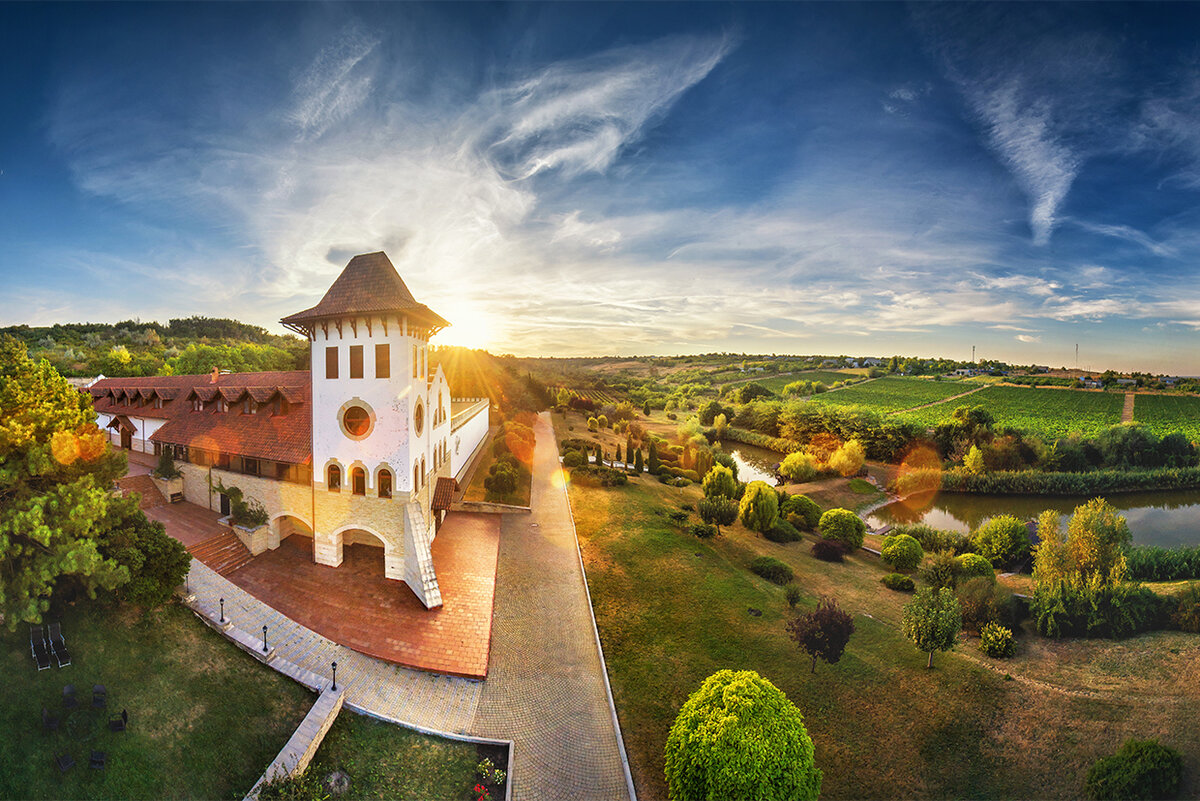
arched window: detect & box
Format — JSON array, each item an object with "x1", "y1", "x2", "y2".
[
  {"x1": 413, "y1": 463, "x2": 420, "y2": 492},
  {"x1": 421, "y1": 456, "x2": 426, "y2": 484},
  {"x1": 352, "y1": 467, "x2": 366, "y2": 496},
  {"x1": 378, "y1": 469, "x2": 392, "y2": 499},
  {"x1": 327, "y1": 464, "x2": 341, "y2": 491}
]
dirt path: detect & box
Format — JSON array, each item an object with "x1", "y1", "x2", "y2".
[
  {"x1": 1123, "y1": 392, "x2": 1135, "y2": 423},
  {"x1": 888, "y1": 383, "x2": 986, "y2": 415}
]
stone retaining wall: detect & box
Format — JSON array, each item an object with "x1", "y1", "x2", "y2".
[{"x1": 244, "y1": 685, "x2": 346, "y2": 800}]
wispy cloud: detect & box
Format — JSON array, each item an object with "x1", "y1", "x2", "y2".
[{"x1": 289, "y1": 23, "x2": 380, "y2": 139}]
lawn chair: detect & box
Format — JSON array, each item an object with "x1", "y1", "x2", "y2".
[
  {"x1": 108, "y1": 708, "x2": 128, "y2": 733},
  {"x1": 63, "y1": 684, "x2": 78, "y2": 709},
  {"x1": 92, "y1": 684, "x2": 107, "y2": 709},
  {"x1": 42, "y1": 707, "x2": 60, "y2": 732},
  {"x1": 90, "y1": 750, "x2": 107, "y2": 771},
  {"x1": 48, "y1": 621, "x2": 71, "y2": 668},
  {"x1": 55, "y1": 753, "x2": 75, "y2": 772},
  {"x1": 31, "y1": 626, "x2": 51, "y2": 671}
]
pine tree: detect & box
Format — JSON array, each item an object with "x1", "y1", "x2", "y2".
[
  {"x1": 615, "y1": 444, "x2": 623, "y2": 464},
  {"x1": 642, "y1": 401, "x2": 650, "y2": 416},
  {"x1": 634, "y1": 449, "x2": 644, "y2": 473},
  {"x1": 648, "y1": 440, "x2": 660, "y2": 473},
  {"x1": 625, "y1": 433, "x2": 634, "y2": 462}
]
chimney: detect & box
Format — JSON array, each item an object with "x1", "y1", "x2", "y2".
[{"x1": 210, "y1": 367, "x2": 219, "y2": 384}]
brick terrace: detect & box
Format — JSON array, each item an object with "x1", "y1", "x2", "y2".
[{"x1": 231, "y1": 513, "x2": 500, "y2": 678}]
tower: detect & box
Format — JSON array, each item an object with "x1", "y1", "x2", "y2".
[{"x1": 282, "y1": 252, "x2": 453, "y2": 607}]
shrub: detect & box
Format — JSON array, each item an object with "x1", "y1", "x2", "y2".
[
  {"x1": 785, "y1": 585, "x2": 802, "y2": 608},
  {"x1": 882, "y1": 573, "x2": 915, "y2": 591},
  {"x1": 673, "y1": 477, "x2": 690, "y2": 487},
  {"x1": 902, "y1": 586, "x2": 962, "y2": 668},
  {"x1": 153, "y1": 449, "x2": 181, "y2": 479},
  {"x1": 690, "y1": 523, "x2": 717, "y2": 539},
  {"x1": 920, "y1": 550, "x2": 961, "y2": 590},
  {"x1": 698, "y1": 496, "x2": 738, "y2": 534},
  {"x1": 587, "y1": 416, "x2": 598, "y2": 431},
  {"x1": 664, "y1": 670, "x2": 822, "y2": 801},
  {"x1": 1171, "y1": 584, "x2": 1200, "y2": 632},
  {"x1": 739, "y1": 481, "x2": 780, "y2": 533},
  {"x1": 1032, "y1": 582, "x2": 1172, "y2": 639},
  {"x1": 764, "y1": 518, "x2": 802, "y2": 543},
  {"x1": 98, "y1": 496, "x2": 191, "y2": 610},
  {"x1": 570, "y1": 465, "x2": 629, "y2": 487},
  {"x1": 1085, "y1": 738, "x2": 1183, "y2": 801},
  {"x1": 828, "y1": 440, "x2": 866, "y2": 477},
  {"x1": 1126, "y1": 545, "x2": 1200, "y2": 581},
  {"x1": 668, "y1": 510, "x2": 689, "y2": 524},
  {"x1": 881, "y1": 534, "x2": 923, "y2": 572},
  {"x1": 892, "y1": 523, "x2": 970, "y2": 555},
  {"x1": 782, "y1": 494, "x2": 822, "y2": 530},
  {"x1": 972, "y1": 514, "x2": 1031, "y2": 566},
  {"x1": 956, "y1": 576, "x2": 1019, "y2": 633},
  {"x1": 666, "y1": 412, "x2": 677, "y2": 420},
  {"x1": 562, "y1": 451, "x2": 583, "y2": 468},
  {"x1": 956, "y1": 553, "x2": 995, "y2": 583},
  {"x1": 811, "y1": 540, "x2": 846, "y2": 563},
  {"x1": 780, "y1": 451, "x2": 820, "y2": 483},
  {"x1": 787, "y1": 596, "x2": 855, "y2": 674},
  {"x1": 751, "y1": 556, "x2": 794, "y2": 585},
  {"x1": 979, "y1": 622, "x2": 1015, "y2": 658},
  {"x1": 818, "y1": 508, "x2": 866, "y2": 550}
]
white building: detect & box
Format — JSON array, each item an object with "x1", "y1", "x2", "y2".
[{"x1": 91, "y1": 252, "x2": 490, "y2": 608}]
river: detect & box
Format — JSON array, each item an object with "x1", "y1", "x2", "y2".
[{"x1": 866, "y1": 489, "x2": 1200, "y2": 549}]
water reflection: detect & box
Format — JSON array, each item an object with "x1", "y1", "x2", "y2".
[
  {"x1": 717, "y1": 442, "x2": 779, "y2": 485},
  {"x1": 866, "y1": 489, "x2": 1200, "y2": 548}
]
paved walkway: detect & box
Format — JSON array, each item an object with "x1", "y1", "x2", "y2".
[
  {"x1": 1123, "y1": 392, "x2": 1136, "y2": 423},
  {"x1": 178, "y1": 411, "x2": 633, "y2": 800}
]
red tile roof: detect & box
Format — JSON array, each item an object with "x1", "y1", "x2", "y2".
[
  {"x1": 432, "y1": 477, "x2": 458, "y2": 511},
  {"x1": 280, "y1": 251, "x2": 450, "y2": 335},
  {"x1": 91, "y1": 371, "x2": 312, "y2": 465}
]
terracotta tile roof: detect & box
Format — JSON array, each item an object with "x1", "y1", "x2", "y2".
[
  {"x1": 280, "y1": 251, "x2": 450, "y2": 334},
  {"x1": 91, "y1": 371, "x2": 312, "y2": 464},
  {"x1": 432, "y1": 477, "x2": 458, "y2": 511}
]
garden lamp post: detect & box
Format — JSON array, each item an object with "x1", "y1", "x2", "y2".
[
  {"x1": 332, "y1": 661, "x2": 338, "y2": 691},
  {"x1": 219, "y1": 598, "x2": 225, "y2": 624},
  {"x1": 262, "y1": 625, "x2": 268, "y2": 653}
]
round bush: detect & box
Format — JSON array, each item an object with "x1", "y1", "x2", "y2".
[
  {"x1": 818, "y1": 508, "x2": 866, "y2": 551},
  {"x1": 562, "y1": 451, "x2": 583, "y2": 468},
  {"x1": 956, "y1": 553, "x2": 995, "y2": 583},
  {"x1": 881, "y1": 534, "x2": 924, "y2": 572},
  {"x1": 782, "y1": 494, "x2": 822, "y2": 530},
  {"x1": 811, "y1": 540, "x2": 846, "y2": 563},
  {"x1": 881, "y1": 573, "x2": 915, "y2": 592},
  {"x1": 764, "y1": 518, "x2": 802, "y2": 543},
  {"x1": 1086, "y1": 738, "x2": 1183, "y2": 801},
  {"x1": 972, "y1": 514, "x2": 1031, "y2": 566},
  {"x1": 690, "y1": 523, "x2": 717, "y2": 539},
  {"x1": 739, "y1": 481, "x2": 780, "y2": 534},
  {"x1": 751, "y1": 556, "x2": 794, "y2": 585},
  {"x1": 665, "y1": 670, "x2": 822, "y2": 801},
  {"x1": 979, "y1": 622, "x2": 1015, "y2": 658},
  {"x1": 780, "y1": 452, "x2": 820, "y2": 483}
]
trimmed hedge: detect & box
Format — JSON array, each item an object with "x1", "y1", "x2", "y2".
[
  {"x1": 979, "y1": 622, "x2": 1015, "y2": 658},
  {"x1": 940, "y1": 466, "x2": 1200, "y2": 495},
  {"x1": 782, "y1": 494, "x2": 822, "y2": 530},
  {"x1": 880, "y1": 534, "x2": 923, "y2": 571},
  {"x1": 751, "y1": 556, "x2": 794, "y2": 585},
  {"x1": 881, "y1": 573, "x2": 915, "y2": 591},
  {"x1": 764, "y1": 518, "x2": 802, "y2": 543},
  {"x1": 818, "y1": 508, "x2": 866, "y2": 550},
  {"x1": 956, "y1": 553, "x2": 995, "y2": 583}
]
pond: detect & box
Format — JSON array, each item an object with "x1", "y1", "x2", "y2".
[
  {"x1": 716, "y1": 441, "x2": 780, "y2": 485},
  {"x1": 866, "y1": 489, "x2": 1200, "y2": 549}
]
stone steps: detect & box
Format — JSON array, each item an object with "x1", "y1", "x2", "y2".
[{"x1": 189, "y1": 532, "x2": 254, "y2": 576}]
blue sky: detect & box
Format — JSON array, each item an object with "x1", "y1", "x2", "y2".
[{"x1": 3, "y1": 3, "x2": 1200, "y2": 373}]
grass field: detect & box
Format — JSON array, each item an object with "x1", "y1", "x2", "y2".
[
  {"x1": 568, "y1": 473, "x2": 1200, "y2": 800},
  {"x1": 808, "y1": 376, "x2": 975, "y2": 414},
  {"x1": 1134, "y1": 393, "x2": 1200, "y2": 440},
  {"x1": 0, "y1": 601, "x2": 312, "y2": 800},
  {"x1": 899, "y1": 385, "x2": 1125, "y2": 437},
  {"x1": 728, "y1": 370, "x2": 862, "y2": 394}
]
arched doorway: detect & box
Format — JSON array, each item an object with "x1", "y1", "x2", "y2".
[
  {"x1": 274, "y1": 514, "x2": 314, "y2": 560},
  {"x1": 335, "y1": 527, "x2": 391, "y2": 579}
]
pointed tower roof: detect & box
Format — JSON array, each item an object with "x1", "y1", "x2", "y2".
[{"x1": 281, "y1": 251, "x2": 450, "y2": 337}]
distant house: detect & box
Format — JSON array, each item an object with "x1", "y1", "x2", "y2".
[
  {"x1": 863, "y1": 358, "x2": 884, "y2": 367},
  {"x1": 953, "y1": 368, "x2": 975, "y2": 377},
  {"x1": 1082, "y1": 379, "x2": 1102, "y2": 389},
  {"x1": 1163, "y1": 377, "x2": 1179, "y2": 386},
  {"x1": 1116, "y1": 378, "x2": 1137, "y2": 386},
  {"x1": 1031, "y1": 365, "x2": 1050, "y2": 374}
]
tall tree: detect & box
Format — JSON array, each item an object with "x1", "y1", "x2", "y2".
[
  {"x1": 0, "y1": 337, "x2": 129, "y2": 628},
  {"x1": 901, "y1": 587, "x2": 962, "y2": 668},
  {"x1": 787, "y1": 597, "x2": 856, "y2": 674}
]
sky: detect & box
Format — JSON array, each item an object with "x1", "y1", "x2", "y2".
[{"x1": 3, "y1": 3, "x2": 1200, "y2": 373}]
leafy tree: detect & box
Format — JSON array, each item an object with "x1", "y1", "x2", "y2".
[
  {"x1": 625, "y1": 433, "x2": 634, "y2": 461},
  {"x1": 0, "y1": 337, "x2": 132, "y2": 627},
  {"x1": 738, "y1": 481, "x2": 780, "y2": 533},
  {"x1": 587, "y1": 416, "x2": 599, "y2": 432},
  {"x1": 828, "y1": 440, "x2": 866, "y2": 477},
  {"x1": 97, "y1": 494, "x2": 190, "y2": 608},
  {"x1": 698, "y1": 496, "x2": 737, "y2": 534},
  {"x1": 901, "y1": 587, "x2": 962, "y2": 668},
  {"x1": 555, "y1": 388, "x2": 572, "y2": 408},
  {"x1": 782, "y1": 493, "x2": 822, "y2": 530},
  {"x1": 701, "y1": 464, "x2": 738, "y2": 499},
  {"x1": 664, "y1": 669, "x2": 822, "y2": 801},
  {"x1": 1034, "y1": 499, "x2": 1131, "y2": 589},
  {"x1": 597, "y1": 414, "x2": 609, "y2": 429},
  {"x1": 972, "y1": 514, "x2": 1030, "y2": 566},
  {"x1": 787, "y1": 596, "x2": 855, "y2": 674},
  {"x1": 713, "y1": 413, "x2": 728, "y2": 440},
  {"x1": 818, "y1": 508, "x2": 866, "y2": 550},
  {"x1": 956, "y1": 552, "x2": 995, "y2": 582},
  {"x1": 963, "y1": 445, "x2": 986, "y2": 475},
  {"x1": 779, "y1": 451, "x2": 819, "y2": 483},
  {"x1": 881, "y1": 533, "x2": 923, "y2": 571}
]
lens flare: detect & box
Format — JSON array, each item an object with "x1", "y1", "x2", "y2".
[
  {"x1": 50, "y1": 430, "x2": 80, "y2": 465},
  {"x1": 551, "y1": 467, "x2": 570, "y2": 490},
  {"x1": 895, "y1": 443, "x2": 942, "y2": 512}
]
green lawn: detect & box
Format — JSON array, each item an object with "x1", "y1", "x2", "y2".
[
  {"x1": 0, "y1": 601, "x2": 312, "y2": 800},
  {"x1": 809, "y1": 376, "x2": 974, "y2": 413},
  {"x1": 571, "y1": 477, "x2": 1200, "y2": 800},
  {"x1": 899, "y1": 385, "x2": 1124, "y2": 437},
  {"x1": 294, "y1": 712, "x2": 499, "y2": 800},
  {"x1": 1133, "y1": 393, "x2": 1200, "y2": 440}
]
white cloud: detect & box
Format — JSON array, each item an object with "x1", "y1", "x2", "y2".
[{"x1": 1016, "y1": 334, "x2": 1041, "y2": 343}]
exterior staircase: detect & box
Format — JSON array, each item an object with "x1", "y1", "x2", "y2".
[
  {"x1": 404, "y1": 502, "x2": 443, "y2": 608},
  {"x1": 115, "y1": 474, "x2": 167, "y2": 510},
  {"x1": 188, "y1": 532, "x2": 254, "y2": 576}
]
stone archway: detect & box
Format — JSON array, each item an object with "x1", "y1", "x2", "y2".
[
  {"x1": 272, "y1": 514, "x2": 314, "y2": 560},
  {"x1": 332, "y1": 525, "x2": 400, "y2": 581}
]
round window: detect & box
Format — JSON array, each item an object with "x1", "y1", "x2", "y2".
[
  {"x1": 343, "y1": 405, "x2": 371, "y2": 437},
  {"x1": 414, "y1": 401, "x2": 425, "y2": 435}
]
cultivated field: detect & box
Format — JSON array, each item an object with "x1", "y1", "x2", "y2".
[
  {"x1": 808, "y1": 376, "x2": 974, "y2": 414},
  {"x1": 1134, "y1": 393, "x2": 1200, "y2": 441},
  {"x1": 550, "y1": 386, "x2": 622, "y2": 404},
  {"x1": 899, "y1": 385, "x2": 1124, "y2": 437}
]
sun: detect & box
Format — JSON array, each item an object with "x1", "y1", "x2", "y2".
[{"x1": 435, "y1": 300, "x2": 496, "y2": 349}]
